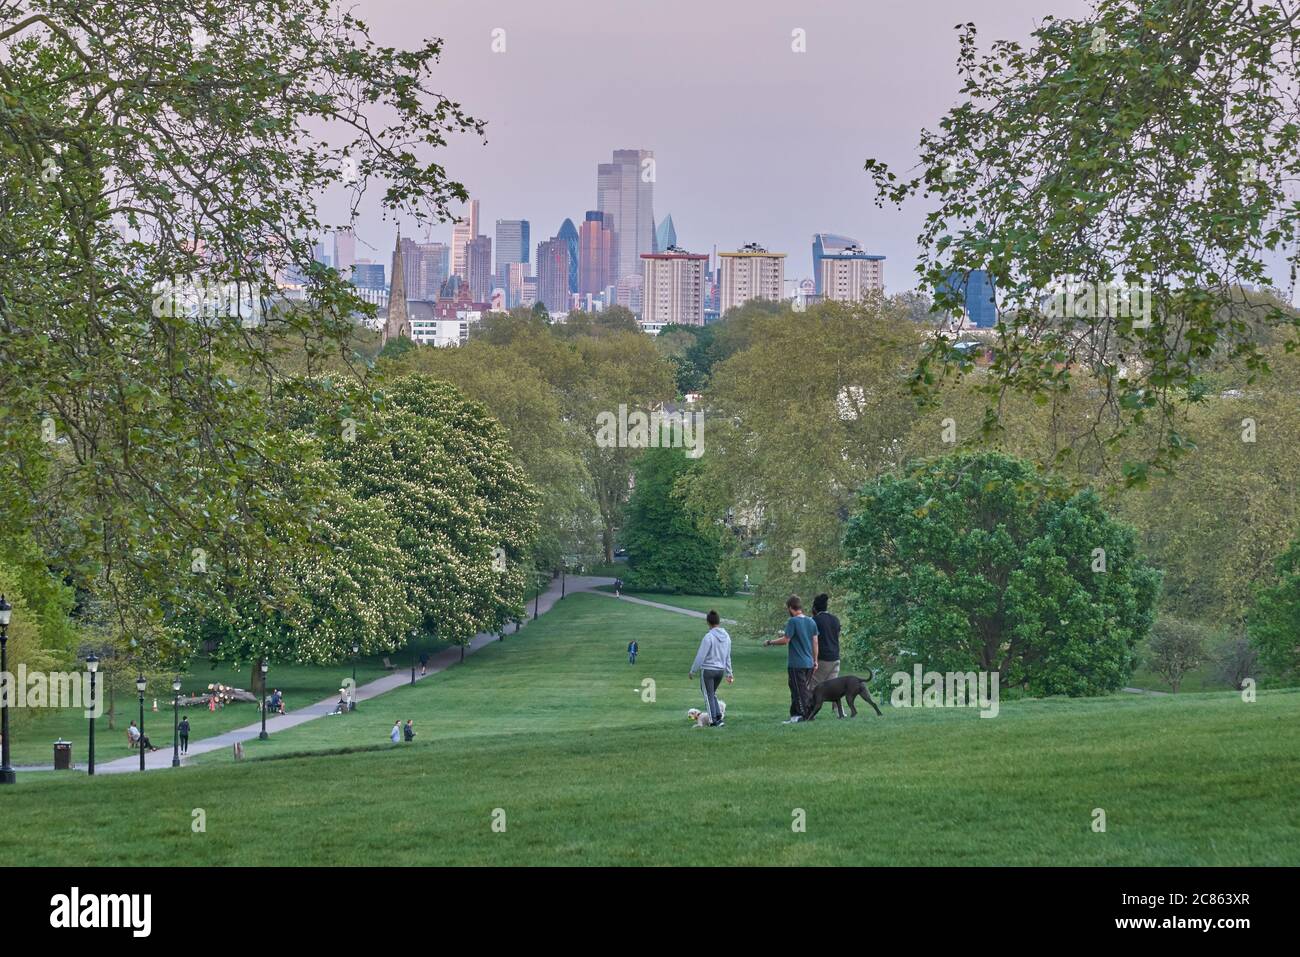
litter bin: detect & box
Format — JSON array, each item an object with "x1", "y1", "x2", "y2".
[{"x1": 53, "y1": 738, "x2": 73, "y2": 771}]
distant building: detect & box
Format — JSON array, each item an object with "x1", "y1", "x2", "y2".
[
  {"x1": 719, "y1": 243, "x2": 785, "y2": 314},
  {"x1": 451, "y1": 199, "x2": 480, "y2": 279},
  {"x1": 333, "y1": 228, "x2": 356, "y2": 277},
  {"x1": 812, "y1": 233, "x2": 885, "y2": 300},
  {"x1": 507, "y1": 261, "x2": 529, "y2": 309},
  {"x1": 351, "y1": 262, "x2": 385, "y2": 291},
  {"x1": 557, "y1": 218, "x2": 580, "y2": 294},
  {"x1": 940, "y1": 269, "x2": 998, "y2": 328},
  {"x1": 521, "y1": 276, "x2": 538, "y2": 308},
  {"x1": 399, "y1": 238, "x2": 449, "y2": 301},
  {"x1": 597, "y1": 149, "x2": 655, "y2": 284},
  {"x1": 655, "y1": 214, "x2": 677, "y2": 253},
  {"x1": 465, "y1": 235, "x2": 493, "y2": 304},
  {"x1": 536, "y1": 237, "x2": 570, "y2": 313},
  {"x1": 495, "y1": 219, "x2": 530, "y2": 270},
  {"x1": 579, "y1": 211, "x2": 616, "y2": 295},
  {"x1": 641, "y1": 246, "x2": 707, "y2": 326},
  {"x1": 616, "y1": 274, "x2": 644, "y2": 315}
]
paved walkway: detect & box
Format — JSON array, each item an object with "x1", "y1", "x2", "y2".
[
  {"x1": 581, "y1": 588, "x2": 738, "y2": 624},
  {"x1": 19, "y1": 574, "x2": 604, "y2": 775}
]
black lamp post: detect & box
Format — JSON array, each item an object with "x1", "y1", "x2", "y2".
[
  {"x1": 136, "y1": 674, "x2": 147, "y2": 771},
  {"x1": 534, "y1": 573, "x2": 541, "y2": 620},
  {"x1": 171, "y1": 675, "x2": 182, "y2": 768},
  {"x1": 0, "y1": 595, "x2": 15, "y2": 784},
  {"x1": 258, "y1": 659, "x2": 269, "y2": 740},
  {"x1": 86, "y1": 652, "x2": 99, "y2": 775},
  {"x1": 561, "y1": 560, "x2": 566, "y2": 599},
  {"x1": 350, "y1": 642, "x2": 359, "y2": 710}
]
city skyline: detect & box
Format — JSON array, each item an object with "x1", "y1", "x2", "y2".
[{"x1": 320, "y1": 0, "x2": 1095, "y2": 293}]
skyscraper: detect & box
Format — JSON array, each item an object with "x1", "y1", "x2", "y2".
[
  {"x1": 333, "y1": 228, "x2": 356, "y2": 277},
  {"x1": 536, "y1": 237, "x2": 570, "y2": 313},
  {"x1": 597, "y1": 149, "x2": 655, "y2": 284},
  {"x1": 557, "y1": 218, "x2": 580, "y2": 294},
  {"x1": 812, "y1": 233, "x2": 885, "y2": 299},
  {"x1": 641, "y1": 247, "x2": 707, "y2": 326},
  {"x1": 398, "y1": 238, "x2": 448, "y2": 301},
  {"x1": 941, "y1": 269, "x2": 997, "y2": 327},
  {"x1": 654, "y1": 215, "x2": 676, "y2": 253},
  {"x1": 351, "y1": 262, "x2": 385, "y2": 291},
  {"x1": 719, "y1": 243, "x2": 786, "y2": 314},
  {"x1": 451, "y1": 199, "x2": 480, "y2": 278},
  {"x1": 579, "y1": 211, "x2": 615, "y2": 295},
  {"x1": 507, "y1": 261, "x2": 529, "y2": 308},
  {"x1": 495, "y1": 219, "x2": 530, "y2": 270},
  {"x1": 466, "y1": 235, "x2": 493, "y2": 303},
  {"x1": 383, "y1": 228, "x2": 410, "y2": 345}
]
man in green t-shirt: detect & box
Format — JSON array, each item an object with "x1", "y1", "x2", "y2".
[{"x1": 763, "y1": 595, "x2": 819, "y2": 723}]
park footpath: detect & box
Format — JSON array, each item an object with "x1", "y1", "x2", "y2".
[
  {"x1": 17, "y1": 574, "x2": 624, "y2": 775},
  {"x1": 16, "y1": 574, "x2": 730, "y2": 775}
]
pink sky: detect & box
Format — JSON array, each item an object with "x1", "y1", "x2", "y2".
[{"x1": 332, "y1": 0, "x2": 1091, "y2": 288}]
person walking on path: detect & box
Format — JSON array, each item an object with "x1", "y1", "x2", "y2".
[
  {"x1": 614, "y1": 578, "x2": 624, "y2": 598},
  {"x1": 390, "y1": 720, "x2": 401, "y2": 744},
  {"x1": 627, "y1": 639, "x2": 639, "y2": 664},
  {"x1": 178, "y1": 715, "x2": 191, "y2": 755},
  {"x1": 811, "y1": 593, "x2": 841, "y2": 686},
  {"x1": 764, "y1": 595, "x2": 818, "y2": 723},
  {"x1": 418, "y1": 652, "x2": 428, "y2": 676},
  {"x1": 689, "y1": 611, "x2": 733, "y2": 727}
]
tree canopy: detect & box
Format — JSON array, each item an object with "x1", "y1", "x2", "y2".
[{"x1": 836, "y1": 451, "x2": 1160, "y2": 696}]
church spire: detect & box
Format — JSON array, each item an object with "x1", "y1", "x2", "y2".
[{"x1": 382, "y1": 225, "x2": 410, "y2": 345}]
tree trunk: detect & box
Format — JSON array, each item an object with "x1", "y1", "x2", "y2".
[{"x1": 251, "y1": 662, "x2": 266, "y2": 699}]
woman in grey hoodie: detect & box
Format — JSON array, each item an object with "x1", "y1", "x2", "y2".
[{"x1": 688, "y1": 611, "x2": 733, "y2": 727}]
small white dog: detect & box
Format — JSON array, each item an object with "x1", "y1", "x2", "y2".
[{"x1": 686, "y1": 700, "x2": 726, "y2": 727}]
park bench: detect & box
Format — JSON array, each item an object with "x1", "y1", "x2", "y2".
[{"x1": 381, "y1": 657, "x2": 397, "y2": 670}]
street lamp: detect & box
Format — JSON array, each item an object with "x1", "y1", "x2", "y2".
[
  {"x1": 350, "y1": 642, "x2": 359, "y2": 711},
  {"x1": 534, "y1": 572, "x2": 541, "y2": 620},
  {"x1": 561, "y1": 560, "x2": 566, "y2": 599},
  {"x1": 258, "y1": 659, "x2": 269, "y2": 740},
  {"x1": 86, "y1": 653, "x2": 99, "y2": 775},
  {"x1": 171, "y1": 675, "x2": 182, "y2": 768},
  {"x1": 136, "y1": 674, "x2": 147, "y2": 772},
  {"x1": 0, "y1": 595, "x2": 14, "y2": 784}
]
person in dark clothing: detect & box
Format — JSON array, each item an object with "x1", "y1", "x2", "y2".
[
  {"x1": 627, "y1": 639, "x2": 639, "y2": 664},
  {"x1": 178, "y1": 715, "x2": 191, "y2": 755},
  {"x1": 811, "y1": 593, "x2": 842, "y2": 686},
  {"x1": 403, "y1": 719, "x2": 415, "y2": 742},
  {"x1": 418, "y1": 652, "x2": 428, "y2": 675},
  {"x1": 614, "y1": 578, "x2": 624, "y2": 597},
  {"x1": 764, "y1": 595, "x2": 818, "y2": 723}
]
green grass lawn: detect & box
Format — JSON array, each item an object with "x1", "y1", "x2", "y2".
[
  {"x1": 1, "y1": 593, "x2": 1296, "y2": 865},
  {"x1": 4, "y1": 638, "x2": 451, "y2": 767}
]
